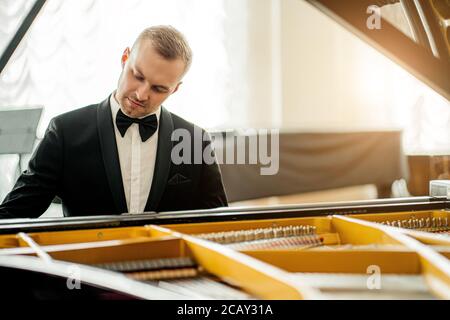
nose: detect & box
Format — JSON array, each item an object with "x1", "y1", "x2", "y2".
[{"x1": 135, "y1": 83, "x2": 150, "y2": 102}]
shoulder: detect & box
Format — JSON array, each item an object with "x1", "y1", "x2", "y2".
[
  {"x1": 54, "y1": 103, "x2": 99, "y2": 123},
  {"x1": 50, "y1": 103, "x2": 100, "y2": 130}
]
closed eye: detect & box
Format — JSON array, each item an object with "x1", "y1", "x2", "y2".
[
  {"x1": 152, "y1": 86, "x2": 169, "y2": 93},
  {"x1": 134, "y1": 73, "x2": 145, "y2": 81}
]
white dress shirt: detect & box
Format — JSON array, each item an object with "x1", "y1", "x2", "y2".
[{"x1": 110, "y1": 94, "x2": 160, "y2": 214}]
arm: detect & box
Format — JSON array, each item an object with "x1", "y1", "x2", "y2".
[{"x1": 0, "y1": 118, "x2": 63, "y2": 219}]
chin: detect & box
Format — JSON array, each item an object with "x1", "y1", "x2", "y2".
[
  {"x1": 125, "y1": 109, "x2": 140, "y2": 118},
  {"x1": 129, "y1": 109, "x2": 149, "y2": 119}
]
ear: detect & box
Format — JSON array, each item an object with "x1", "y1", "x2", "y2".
[
  {"x1": 121, "y1": 47, "x2": 131, "y2": 68},
  {"x1": 172, "y1": 82, "x2": 182, "y2": 94}
]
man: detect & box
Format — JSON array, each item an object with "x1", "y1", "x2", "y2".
[{"x1": 0, "y1": 26, "x2": 228, "y2": 219}]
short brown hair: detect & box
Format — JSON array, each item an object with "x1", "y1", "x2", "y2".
[{"x1": 133, "y1": 25, "x2": 193, "y2": 73}]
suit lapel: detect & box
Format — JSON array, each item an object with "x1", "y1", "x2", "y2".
[
  {"x1": 97, "y1": 96, "x2": 127, "y2": 214},
  {"x1": 144, "y1": 106, "x2": 174, "y2": 212}
]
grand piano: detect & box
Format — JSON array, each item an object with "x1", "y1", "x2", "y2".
[{"x1": 0, "y1": 0, "x2": 449, "y2": 300}]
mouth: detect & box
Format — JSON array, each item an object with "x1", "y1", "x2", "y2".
[{"x1": 127, "y1": 97, "x2": 145, "y2": 109}]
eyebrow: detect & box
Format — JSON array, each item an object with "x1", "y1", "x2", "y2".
[{"x1": 135, "y1": 66, "x2": 170, "y2": 91}]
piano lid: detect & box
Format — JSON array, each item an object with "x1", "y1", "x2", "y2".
[{"x1": 305, "y1": 0, "x2": 449, "y2": 101}]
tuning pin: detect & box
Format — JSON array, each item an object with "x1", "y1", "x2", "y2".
[
  {"x1": 419, "y1": 219, "x2": 424, "y2": 228},
  {"x1": 288, "y1": 226, "x2": 294, "y2": 237},
  {"x1": 257, "y1": 229, "x2": 264, "y2": 240},
  {"x1": 226, "y1": 232, "x2": 234, "y2": 244},
  {"x1": 299, "y1": 226, "x2": 305, "y2": 235},
  {"x1": 277, "y1": 227, "x2": 284, "y2": 236},
  {"x1": 272, "y1": 228, "x2": 278, "y2": 238},
  {"x1": 306, "y1": 226, "x2": 312, "y2": 235}
]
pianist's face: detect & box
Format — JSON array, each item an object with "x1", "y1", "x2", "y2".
[{"x1": 115, "y1": 40, "x2": 185, "y2": 118}]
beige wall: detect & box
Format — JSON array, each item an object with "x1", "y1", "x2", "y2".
[
  {"x1": 280, "y1": 0, "x2": 400, "y2": 131},
  {"x1": 244, "y1": 0, "x2": 281, "y2": 128}
]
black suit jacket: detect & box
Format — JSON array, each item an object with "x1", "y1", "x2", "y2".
[{"x1": 0, "y1": 96, "x2": 228, "y2": 218}]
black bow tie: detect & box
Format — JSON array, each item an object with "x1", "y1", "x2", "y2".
[{"x1": 116, "y1": 109, "x2": 158, "y2": 142}]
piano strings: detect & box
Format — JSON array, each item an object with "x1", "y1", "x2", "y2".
[{"x1": 92, "y1": 257, "x2": 254, "y2": 299}]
